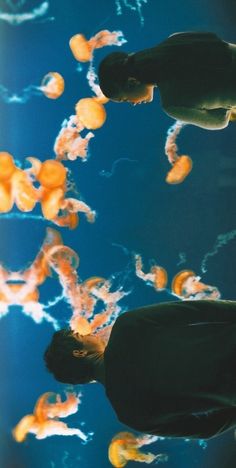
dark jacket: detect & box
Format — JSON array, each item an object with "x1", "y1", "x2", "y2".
[{"x1": 104, "y1": 300, "x2": 236, "y2": 438}]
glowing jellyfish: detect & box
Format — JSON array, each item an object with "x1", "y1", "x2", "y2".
[
  {"x1": 171, "y1": 270, "x2": 221, "y2": 300},
  {"x1": 12, "y1": 391, "x2": 88, "y2": 442},
  {"x1": 69, "y1": 30, "x2": 126, "y2": 62},
  {"x1": 108, "y1": 432, "x2": 165, "y2": 467},
  {"x1": 135, "y1": 254, "x2": 168, "y2": 291},
  {"x1": 75, "y1": 97, "x2": 106, "y2": 130},
  {"x1": 166, "y1": 155, "x2": 193, "y2": 184},
  {"x1": 40, "y1": 72, "x2": 65, "y2": 99}
]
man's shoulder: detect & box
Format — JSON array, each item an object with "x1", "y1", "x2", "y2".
[{"x1": 165, "y1": 31, "x2": 223, "y2": 45}]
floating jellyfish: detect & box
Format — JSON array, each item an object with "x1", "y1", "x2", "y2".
[
  {"x1": 165, "y1": 121, "x2": 192, "y2": 184},
  {"x1": 166, "y1": 155, "x2": 193, "y2": 185},
  {"x1": 40, "y1": 72, "x2": 65, "y2": 99},
  {"x1": 134, "y1": 254, "x2": 168, "y2": 291},
  {"x1": 42, "y1": 236, "x2": 128, "y2": 336},
  {"x1": 171, "y1": 270, "x2": 221, "y2": 300},
  {"x1": 12, "y1": 391, "x2": 88, "y2": 442},
  {"x1": 0, "y1": 227, "x2": 62, "y2": 327},
  {"x1": 0, "y1": 1, "x2": 50, "y2": 26},
  {"x1": 0, "y1": 70, "x2": 64, "y2": 104},
  {"x1": 69, "y1": 30, "x2": 127, "y2": 63},
  {"x1": 108, "y1": 431, "x2": 167, "y2": 467},
  {"x1": 54, "y1": 115, "x2": 94, "y2": 162},
  {"x1": 75, "y1": 97, "x2": 107, "y2": 130}
]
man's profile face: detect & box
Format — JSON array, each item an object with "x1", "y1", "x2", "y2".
[{"x1": 112, "y1": 82, "x2": 154, "y2": 104}]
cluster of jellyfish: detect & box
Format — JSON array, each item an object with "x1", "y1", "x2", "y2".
[{"x1": 0, "y1": 22, "x2": 220, "y2": 467}]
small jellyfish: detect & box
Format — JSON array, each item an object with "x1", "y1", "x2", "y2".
[
  {"x1": 54, "y1": 115, "x2": 94, "y2": 162},
  {"x1": 41, "y1": 72, "x2": 65, "y2": 99},
  {"x1": 164, "y1": 121, "x2": 192, "y2": 184},
  {"x1": 171, "y1": 270, "x2": 221, "y2": 300},
  {"x1": 166, "y1": 155, "x2": 193, "y2": 184},
  {"x1": 134, "y1": 254, "x2": 168, "y2": 291},
  {"x1": 108, "y1": 431, "x2": 161, "y2": 467},
  {"x1": 69, "y1": 30, "x2": 126, "y2": 63},
  {"x1": 75, "y1": 97, "x2": 106, "y2": 130}
]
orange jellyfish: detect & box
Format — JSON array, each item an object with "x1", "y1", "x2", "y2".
[
  {"x1": 166, "y1": 155, "x2": 193, "y2": 184},
  {"x1": 12, "y1": 391, "x2": 88, "y2": 442},
  {"x1": 41, "y1": 72, "x2": 65, "y2": 99},
  {"x1": 108, "y1": 432, "x2": 162, "y2": 467},
  {"x1": 54, "y1": 115, "x2": 94, "y2": 162},
  {"x1": 0, "y1": 152, "x2": 40, "y2": 213},
  {"x1": 135, "y1": 254, "x2": 168, "y2": 291},
  {"x1": 165, "y1": 121, "x2": 192, "y2": 184},
  {"x1": 172, "y1": 270, "x2": 221, "y2": 300},
  {"x1": 75, "y1": 97, "x2": 106, "y2": 130},
  {"x1": 69, "y1": 30, "x2": 126, "y2": 62}
]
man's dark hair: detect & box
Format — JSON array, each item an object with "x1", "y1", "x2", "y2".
[
  {"x1": 98, "y1": 51, "x2": 130, "y2": 99},
  {"x1": 44, "y1": 329, "x2": 94, "y2": 384}
]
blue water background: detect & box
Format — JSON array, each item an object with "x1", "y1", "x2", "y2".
[{"x1": 0, "y1": 0, "x2": 236, "y2": 466}]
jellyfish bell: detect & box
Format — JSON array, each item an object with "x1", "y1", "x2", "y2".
[
  {"x1": 12, "y1": 414, "x2": 36, "y2": 443},
  {"x1": 37, "y1": 160, "x2": 67, "y2": 188},
  {"x1": 48, "y1": 245, "x2": 79, "y2": 270},
  {"x1": 34, "y1": 392, "x2": 55, "y2": 423},
  {"x1": 108, "y1": 436, "x2": 131, "y2": 468},
  {"x1": 0, "y1": 182, "x2": 13, "y2": 212},
  {"x1": 0, "y1": 152, "x2": 16, "y2": 181},
  {"x1": 75, "y1": 97, "x2": 107, "y2": 130},
  {"x1": 166, "y1": 155, "x2": 193, "y2": 184},
  {"x1": 83, "y1": 276, "x2": 106, "y2": 291},
  {"x1": 151, "y1": 266, "x2": 168, "y2": 290},
  {"x1": 171, "y1": 270, "x2": 196, "y2": 297},
  {"x1": 69, "y1": 34, "x2": 92, "y2": 62},
  {"x1": 41, "y1": 187, "x2": 64, "y2": 220},
  {"x1": 70, "y1": 316, "x2": 92, "y2": 336},
  {"x1": 41, "y1": 72, "x2": 65, "y2": 99}
]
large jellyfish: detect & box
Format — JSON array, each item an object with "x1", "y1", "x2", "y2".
[
  {"x1": 12, "y1": 391, "x2": 88, "y2": 442},
  {"x1": 108, "y1": 431, "x2": 168, "y2": 467},
  {"x1": 134, "y1": 254, "x2": 168, "y2": 291},
  {"x1": 165, "y1": 122, "x2": 192, "y2": 184},
  {"x1": 69, "y1": 30, "x2": 126, "y2": 63},
  {"x1": 171, "y1": 270, "x2": 221, "y2": 300}
]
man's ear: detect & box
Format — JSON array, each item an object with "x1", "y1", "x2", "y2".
[{"x1": 73, "y1": 349, "x2": 88, "y2": 358}]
